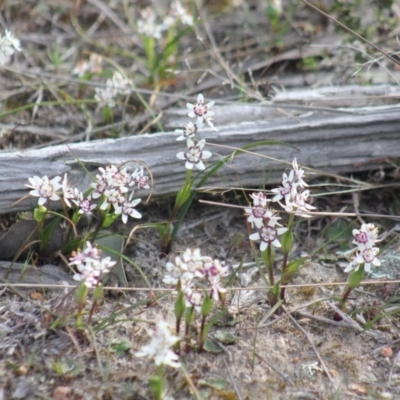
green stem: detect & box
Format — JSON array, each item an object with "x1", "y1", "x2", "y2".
[{"x1": 161, "y1": 169, "x2": 193, "y2": 255}]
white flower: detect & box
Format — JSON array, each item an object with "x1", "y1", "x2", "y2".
[
  {"x1": 292, "y1": 158, "x2": 308, "y2": 188},
  {"x1": 5, "y1": 30, "x2": 21, "y2": 52},
  {"x1": 184, "y1": 288, "x2": 204, "y2": 313},
  {"x1": 137, "y1": 7, "x2": 163, "y2": 39},
  {"x1": 245, "y1": 205, "x2": 268, "y2": 230},
  {"x1": 250, "y1": 192, "x2": 269, "y2": 208},
  {"x1": 70, "y1": 242, "x2": 115, "y2": 288},
  {"x1": 284, "y1": 190, "x2": 316, "y2": 217},
  {"x1": 72, "y1": 256, "x2": 115, "y2": 288},
  {"x1": 169, "y1": 0, "x2": 194, "y2": 26},
  {"x1": 163, "y1": 255, "x2": 194, "y2": 286},
  {"x1": 345, "y1": 247, "x2": 380, "y2": 273},
  {"x1": 186, "y1": 94, "x2": 215, "y2": 127},
  {"x1": 61, "y1": 174, "x2": 78, "y2": 207},
  {"x1": 135, "y1": 321, "x2": 181, "y2": 368},
  {"x1": 112, "y1": 72, "x2": 132, "y2": 96},
  {"x1": 176, "y1": 138, "x2": 212, "y2": 170},
  {"x1": 72, "y1": 192, "x2": 97, "y2": 215},
  {"x1": 95, "y1": 83, "x2": 117, "y2": 108},
  {"x1": 175, "y1": 121, "x2": 201, "y2": 141},
  {"x1": 271, "y1": 170, "x2": 296, "y2": 203},
  {"x1": 0, "y1": 30, "x2": 21, "y2": 64},
  {"x1": 115, "y1": 198, "x2": 142, "y2": 224},
  {"x1": 352, "y1": 223, "x2": 379, "y2": 249},
  {"x1": 130, "y1": 168, "x2": 150, "y2": 189},
  {"x1": 26, "y1": 175, "x2": 62, "y2": 206},
  {"x1": 249, "y1": 216, "x2": 288, "y2": 251}
]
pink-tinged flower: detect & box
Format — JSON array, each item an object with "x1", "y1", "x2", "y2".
[
  {"x1": 135, "y1": 321, "x2": 181, "y2": 368},
  {"x1": 249, "y1": 217, "x2": 288, "y2": 251},
  {"x1": 183, "y1": 288, "x2": 204, "y2": 313},
  {"x1": 345, "y1": 247, "x2": 380, "y2": 273},
  {"x1": 284, "y1": 190, "x2": 316, "y2": 217},
  {"x1": 186, "y1": 94, "x2": 215, "y2": 126},
  {"x1": 176, "y1": 138, "x2": 212, "y2": 170},
  {"x1": 91, "y1": 175, "x2": 109, "y2": 199},
  {"x1": 245, "y1": 205, "x2": 267, "y2": 229},
  {"x1": 271, "y1": 170, "x2": 296, "y2": 203},
  {"x1": 208, "y1": 275, "x2": 226, "y2": 301},
  {"x1": 181, "y1": 248, "x2": 206, "y2": 273},
  {"x1": 72, "y1": 256, "x2": 116, "y2": 288},
  {"x1": 61, "y1": 174, "x2": 78, "y2": 207},
  {"x1": 130, "y1": 168, "x2": 150, "y2": 189},
  {"x1": 163, "y1": 255, "x2": 194, "y2": 286},
  {"x1": 115, "y1": 198, "x2": 142, "y2": 224},
  {"x1": 72, "y1": 192, "x2": 97, "y2": 215},
  {"x1": 175, "y1": 121, "x2": 201, "y2": 141},
  {"x1": 199, "y1": 258, "x2": 229, "y2": 279},
  {"x1": 26, "y1": 175, "x2": 62, "y2": 206},
  {"x1": 100, "y1": 188, "x2": 126, "y2": 210},
  {"x1": 292, "y1": 158, "x2": 308, "y2": 188},
  {"x1": 352, "y1": 223, "x2": 378, "y2": 249},
  {"x1": 250, "y1": 192, "x2": 269, "y2": 208}
]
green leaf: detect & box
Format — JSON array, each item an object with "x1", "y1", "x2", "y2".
[
  {"x1": 174, "y1": 291, "x2": 185, "y2": 320},
  {"x1": 33, "y1": 205, "x2": 47, "y2": 222},
  {"x1": 201, "y1": 294, "x2": 213, "y2": 317},
  {"x1": 281, "y1": 230, "x2": 293, "y2": 255},
  {"x1": 110, "y1": 338, "x2": 131, "y2": 357},
  {"x1": 213, "y1": 331, "x2": 238, "y2": 345},
  {"x1": 347, "y1": 265, "x2": 365, "y2": 289},
  {"x1": 203, "y1": 338, "x2": 223, "y2": 353}
]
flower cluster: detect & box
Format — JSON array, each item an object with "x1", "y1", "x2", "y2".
[
  {"x1": 0, "y1": 30, "x2": 21, "y2": 65},
  {"x1": 26, "y1": 165, "x2": 148, "y2": 224},
  {"x1": 176, "y1": 94, "x2": 215, "y2": 170},
  {"x1": 345, "y1": 223, "x2": 381, "y2": 273},
  {"x1": 135, "y1": 320, "x2": 181, "y2": 368},
  {"x1": 95, "y1": 71, "x2": 133, "y2": 108},
  {"x1": 137, "y1": 1, "x2": 193, "y2": 40},
  {"x1": 246, "y1": 193, "x2": 288, "y2": 251},
  {"x1": 272, "y1": 158, "x2": 315, "y2": 217},
  {"x1": 69, "y1": 241, "x2": 116, "y2": 288},
  {"x1": 163, "y1": 248, "x2": 229, "y2": 311}
]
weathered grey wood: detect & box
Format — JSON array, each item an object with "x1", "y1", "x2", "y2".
[{"x1": 2, "y1": 85, "x2": 400, "y2": 215}]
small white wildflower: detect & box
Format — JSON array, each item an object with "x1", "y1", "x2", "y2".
[
  {"x1": 72, "y1": 192, "x2": 97, "y2": 215},
  {"x1": 284, "y1": 190, "x2": 316, "y2": 217},
  {"x1": 114, "y1": 198, "x2": 142, "y2": 224},
  {"x1": 186, "y1": 94, "x2": 215, "y2": 127},
  {"x1": 95, "y1": 83, "x2": 117, "y2": 108},
  {"x1": 130, "y1": 168, "x2": 150, "y2": 189},
  {"x1": 176, "y1": 138, "x2": 212, "y2": 170},
  {"x1": 0, "y1": 30, "x2": 21, "y2": 64},
  {"x1": 352, "y1": 223, "x2": 379, "y2": 249},
  {"x1": 271, "y1": 170, "x2": 296, "y2": 203},
  {"x1": 292, "y1": 158, "x2": 308, "y2": 188},
  {"x1": 112, "y1": 72, "x2": 132, "y2": 96},
  {"x1": 175, "y1": 121, "x2": 201, "y2": 141},
  {"x1": 345, "y1": 247, "x2": 381, "y2": 273},
  {"x1": 137, "y1": 7, "x2": 163, "y2": 39},
  {"x1": 163, "y1": 255, "x2": 194, "y2": 286},
  {"x1": 26, "y1": 175, "x2": 62, "y2": 206},
  {"x1": 70, "y1": 242, "x2": 115, "y2": 288},
  {"x1": 72, "y1": 256, "x2": 115, "y2": 288},
  {"x1": 170, "y1": 0, "x2": 194, "y2": 26},
  {"x1": 135, "y1": 321, "x2": 181, "y2": 368},
  {"x1": 249, "y1": 215, "x2": 288, "y2": 251}
]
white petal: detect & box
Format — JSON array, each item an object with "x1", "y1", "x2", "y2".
[{"x1": 202, "y1": 151, "x2": 212, "y2": 159}]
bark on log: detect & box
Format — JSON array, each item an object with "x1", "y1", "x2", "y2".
[{"x1": 2, "y1": 85, "x2": 400, "y2": 215}]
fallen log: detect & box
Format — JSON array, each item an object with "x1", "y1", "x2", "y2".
[{"x1": 2, "y1": 84, "x2": 400, "y2": 215}]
